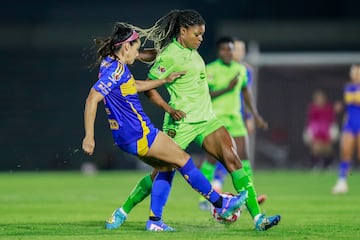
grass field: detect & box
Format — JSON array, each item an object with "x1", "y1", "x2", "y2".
[{"x1": 0, "y1": 170, "x2": 359, "y2": 240}]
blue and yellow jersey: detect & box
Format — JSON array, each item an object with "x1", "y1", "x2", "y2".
[
  {"x1": 343, "y1": 83, "x2": 360, "y2": 134},
  {"x1": 344, "y1": 83, "x2": 360, "y2": 116},
  {"x1": 93, "y1": 56, "x2": 154, "y2": 146}
]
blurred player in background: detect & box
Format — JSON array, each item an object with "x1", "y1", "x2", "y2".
[
  {"x1": 303, "y1": 89, "x2": 340, "y2": 169},
  {"x1": 199, "y1": 38, "x2": 267, "y2": 208},
  {"x1": 82, "y1": 22, "x2": 247, "y2": 231},
  {"x1": 332, "y1": 64, "x2": 360, "y2": 194}
]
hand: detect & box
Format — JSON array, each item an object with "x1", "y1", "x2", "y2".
[
  {"x1": 82, "y1": 136, "x2": 95, "y2": 155},
  {"x1": 169, "y1": 108, "x2": 186, "y2": 121},
  {"x1": 334, "y1": 101, "x2": 343, "y2": 114},
  {"x1": 254, "y1": 114, "x2": 268, "y2": 130},
  {"x1": 227, "y1": 73, "x2": 239, "y2": 90},
  {"x1": 165, "y1": 71, "x2": 186, "y2": 83}
]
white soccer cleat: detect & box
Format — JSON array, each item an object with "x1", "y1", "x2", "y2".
[{"x1": 332, "y1": 179, "x2": 348, "y2": 194}]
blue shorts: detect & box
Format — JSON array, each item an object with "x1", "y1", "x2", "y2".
[
  {"x1": 342, "y1": 117, "x2": 360, "y2": 135},
  {"x1": 116, "y1": 126, "x2": 159, "y2": 157}
]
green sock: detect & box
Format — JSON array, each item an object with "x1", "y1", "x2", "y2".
[
  {"x1": 200, "y1": 160, "x2": 216, "y2": 182},
  {"x1": 122, "y1": 174, "x2": 152, "y2": 214},
  {"x1": 242, "y1": 160, "x2": 253, "y2": 180},
  {"x1": 230, "y1": 168, "x2": 261, "y2": 218}
]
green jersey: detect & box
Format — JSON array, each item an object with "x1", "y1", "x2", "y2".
[
  {"x1": 206, "y1": 59, "x2": 248, "y2": 116},
  {"x1": 148, "y1": 39, "x2": 215, "y2": 123}
]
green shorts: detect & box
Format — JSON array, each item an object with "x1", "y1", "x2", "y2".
[
  {"x1": 162, "y1": 114, "x2": 223, "y2": 150},
  {"x1": 217, "y1": 114, "x2": 247, "y2": 137}
]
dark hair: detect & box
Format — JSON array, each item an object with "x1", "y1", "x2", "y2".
[
  {"x1": 120, "y1": 9, "x2": 205, "y2": 54},
  {"x1": 93, "y1": 23, "x2": 138, "y2": 65},
  {"x1": 152, "y1": 9, "x2": 205, "y2": 50},
  {"x1": 90, "y1": 9, "x2": 205, "y2": 67},
  {"x1": 215, "y1": 36, "x2": 234, "y2": 50}
]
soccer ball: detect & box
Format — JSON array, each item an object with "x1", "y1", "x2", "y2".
[{"x1": 210, "y1": 192, "x2": 242, "y2": 224}]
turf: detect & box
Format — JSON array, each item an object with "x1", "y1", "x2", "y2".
[{"x1": 0, "y1": 170, "x2": 359, "y2": 240}]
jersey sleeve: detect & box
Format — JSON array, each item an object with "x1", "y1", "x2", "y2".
[
  {"x1": 93, "y1": 63, "x2": 127, "y2": 96},
  {"x1": 240, "y1": 65, "x2": 248, "y2": 90},
  {"x1": 205, "y1": 64, "x2": 216, "y2": 91},
  {"x1": 148, "y1": 54, "x2": 175, "y2": 80}
]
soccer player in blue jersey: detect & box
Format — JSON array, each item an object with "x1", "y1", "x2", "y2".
[
  {"x1": 82, "y1": 22, "x2": 247, "y2": 231},
  {"x1": 332, "y1": 64, "x2": 360, "y2": 194}
]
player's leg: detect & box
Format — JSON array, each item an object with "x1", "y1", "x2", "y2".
[
  {"x1": 105, "y1": 167, "x2": 157, "y2": 229},
  {"x1": 311, "y1": 141, "x2": 325, "y2": 169},
  {"x1": 199, "y1": 155, "x2": 217, "y2": 184},
  {"x1": 146, "y1": 167, "x2": 176, "y2": 231},
  {"x1": 201, "y1": 123, "x2": 280, "y2": 231},
  {"x1": 356, "y1": 132, "x2": 360, "y2": 167},
  {"x1": 234, "y1": 136, "x2": 267, "y2": 204},
  {"x1": 144, "y1": 130, "x2": 248, "y2": 231},
  {"x1": 221, "y1": 114, "x2": 267, "y2": 203},
  {"x1": 322, "y1": 142, "x2": 334, "y2": 169},
  {"x1": 213, "y1": 161, "x2": 228, "y2": 192},
  {"x1": 198, "y1": 153, "x2": 217, "y2": 210},
  {"x1": 332, "y1": 131, "x2": 354, "y2": 194}
]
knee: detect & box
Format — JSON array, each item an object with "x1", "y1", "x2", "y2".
[
  {"x1": 174, "y1": 151, "x2": 191, "y2": 168},
  {"x1": 151, "y1": 168, "x2": 159, "y2": 180}
]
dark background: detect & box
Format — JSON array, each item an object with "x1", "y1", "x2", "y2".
[{"x1": 1, "y1": 0, "x2": 359, "y2": 171}]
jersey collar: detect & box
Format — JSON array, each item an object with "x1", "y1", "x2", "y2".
[
  {"x1": 218, "y1": 58, "x2": 233, "y2": 67},
  {"x1": 173, "y1": 38, "x2": 192, "y2": 51}
]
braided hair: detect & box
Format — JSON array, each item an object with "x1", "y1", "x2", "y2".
[
  {"x1": 118, "y1": 9, "x2": 205, "y2": 54},
  {"x1": 92, "y1": 9, "x2": 205, "y2": 66}
]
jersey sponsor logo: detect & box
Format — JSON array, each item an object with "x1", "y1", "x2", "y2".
[
  {"x1": 108, "y1": 63, "x2": 125, "y2": 83},
  {"x1": 109, "y1": 72, "x2": 121, "y2": 83},
  {"x1": 157, "y1": 66, "x2": 166, "y2": 73},
  {"x1": 167, "y1": 129, "x2": 176, "y2": 138}
]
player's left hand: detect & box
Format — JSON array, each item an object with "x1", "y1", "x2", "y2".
[
  {"x1": 82, "y1": 137, "x2": 95, "y2": 155},
  {"x1": 165, "y1": 71, "x2": 186, "y2": 83}
]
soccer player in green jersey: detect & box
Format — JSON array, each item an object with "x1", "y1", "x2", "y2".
[
  {"x1": 199, "y1": 37, "x2": 268, "y2": 208},
  {"x1": 105, "y1": 9, "x2": 280, "y2": 231}
]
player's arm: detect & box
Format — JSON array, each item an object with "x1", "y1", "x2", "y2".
[
  {"x1": 82, "y1": 88, "x2": 104, "y2": 155},
  {"x1": 136, "y1": 71, "x2": 185, "y2": 92},
  {"x1": 144, "y1": 83, "x2": 186, "y2": 121},
  {"x1": 210, "y1": 73, "x2": 239, "y2": 99},
  {"x1": 242, "y1": 86, "x2": 268, "y2": 130}
]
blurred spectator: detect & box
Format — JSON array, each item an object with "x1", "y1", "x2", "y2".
[{"x1": 303, "y1": 89, "x2": 341, "y2": 169}]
